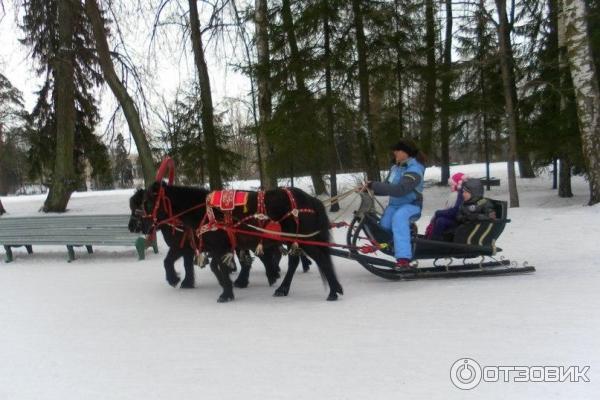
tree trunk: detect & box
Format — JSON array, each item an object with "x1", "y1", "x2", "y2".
[
  {"x1": 280, "y1": 0, "x2": 326, "y2": 195},
  {"x1": 255, "y1": 0, "x2": 276, "y2": 189},
  {"x1": 44, "y1": 0, "x2": 76, "y2": 212},
  {"x1": 509, "y1": 5, "x2": 536, "y2": 178},
  {"x1": 517, "y1": 144, "x2": 535, "y2": 178},
  {"x1": 478, "y1": 0, "x2": 491, "y2": 189},
  {"x1": 561, "y1": 0, "x2": 600, "y2": 205},
  {"x1": 352, "y1": 0, "x2": 380, "y2": 181},
  {"x1": 84, "y1": 0, "x2": 155, "y2": 186},
  {"x1": 494, "y1": 0, "x2": 520, "y2": 207},
  {"x1": 0, "y1": 131, "x2": 5, "y2": 196},
  {"x1": 393, "y1": 0, "x2": 404, "y2": 139},
  {"x1": 370, "y1": 84, "x2": 384, "y2": 160},
  {"x1": 421, "y1": 0, "x2": 436, "y2": 161},
  {"x1": 552, "y1": 158, "x2": 558, "y2": 189},
  {"x1": 495, "y1": 1, "x2": 535, "y2": 179},
  {"x1": 188, "y1": 0, "x2": 222, "y2": 189},
  {"x1": 324, "y1": 8, "x2": 339, "y2": 211},
  {"x1": 231, "y1": 0, "x2": 263, "y2": 185},
  {"x1": 554, "y1": 0, "x2": 573, "y2": 196},
  {"x1": 558, "y1": 158, "x2": 573, "y2": 197},
  {"x1": 439, "y1": 0, "x2": 452, "y2": 185}
]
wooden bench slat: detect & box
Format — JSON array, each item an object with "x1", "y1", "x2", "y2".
[{"x1": 1, "y1": 214, "x2": 158, "y2": 262}]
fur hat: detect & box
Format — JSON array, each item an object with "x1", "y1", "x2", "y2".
[
  {"x1": 391, "y1": 139, "x2": 419, "y2": 157},
  {"x1": 448, "y1": 172, "x2": 466, "y2": 192}
]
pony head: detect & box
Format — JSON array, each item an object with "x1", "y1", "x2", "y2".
[{"x1": 128, "y1": 182, "x2": 165, "y2": 234}]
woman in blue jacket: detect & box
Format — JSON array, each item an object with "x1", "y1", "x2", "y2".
[{"x1": 368, "y1": 139, "x2": 427, "y2": 269}]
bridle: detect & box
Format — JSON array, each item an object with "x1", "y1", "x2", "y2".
[{"x1": 137, "y1": 157, "x2": 206, "y2": 242}]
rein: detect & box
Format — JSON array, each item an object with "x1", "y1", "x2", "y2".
[{"x1": 208, "y1": 223, "x2": 377, "y2": 254}]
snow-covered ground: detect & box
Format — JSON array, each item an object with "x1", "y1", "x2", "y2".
[{"x1": 1, "y1": 163, "x2": 599, "y2": 400}]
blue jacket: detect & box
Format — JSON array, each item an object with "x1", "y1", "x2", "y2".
[{"x1": 371, "y1": 158, "x2": 425, "y2": 207}]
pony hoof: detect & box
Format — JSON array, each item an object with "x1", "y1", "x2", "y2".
[
  {"x1": 217, "y1": 294, "x2": 234, "y2": 303},
  {"x1": 273, "y1": 287, "x2": 289, "y2": 297},
  {"x1": 180, "y1": 280, "x2": 195, "y2": 289},
  {"x1": 327, "y1": 293, "x2": 338, "y2": 301},
  {"x1": 166, "y1": 273, "x2": 181, "y2": 287},
  {"x1": 234, "y1": 280, "x2": 249, "y2": 289},
  {"x1": 267, "y1": 276, "x2": 279, "y2": 286},
  {"x1": 302, "y1": 266, "x2": 310, "y2": 273}
]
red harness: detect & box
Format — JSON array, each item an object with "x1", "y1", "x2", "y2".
[
  {"x1": 208, "y1": 190, "x2": 249, "y2": 211},
  {"x1": 143, "y1": 157, "x2": 204, "y2": 250},
  {"x1": 196, "y1": 188, "x2": 315, "y2": 252}
]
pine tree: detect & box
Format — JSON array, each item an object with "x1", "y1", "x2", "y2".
[
  {"x1": 254, "y1": 0, "x2": 277, "y2": 189},
  {"x1": 112, "y1": 134, "x2": 133, "y2": 188},
  {"x1": 520, "y1": 0, "x2": 582, "y2": 197},
  {"x1": 420, "y1": 0, "x2": 436, "y2": 161},
  {"x1": 455, "y1": 0, "x2": 505, "y2": 173},
  {"x1": 0, "y1": 73, "x2": 28, "y2": 195},
  {"x1": 352, "y1": 0, "x2": 381, "y2": 181},
  {"x1": 19, "y1": 0, "x2": 109, "y2": 210},
  {"x1": 157, "y1": 86, "x2": 242, "y2": 185}
]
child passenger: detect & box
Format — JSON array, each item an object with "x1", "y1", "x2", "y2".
[
  {"x1": 456, "y1": 178, "x2": 497, "y2": 223},
  {"x1": 425, "y1": 172, "x2": 466, "y2": 240}
]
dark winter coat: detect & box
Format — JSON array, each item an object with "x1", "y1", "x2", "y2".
[
  {"x1": 456, "y1": 197, "x2": 497, "y2": 222},
  {"x1": 456, "y1": 179, "x2": 496, "y2": 222}
]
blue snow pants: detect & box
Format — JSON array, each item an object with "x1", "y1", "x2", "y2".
[{"x1": 379, "y1": 204, "x2": 422, "y2": 259}]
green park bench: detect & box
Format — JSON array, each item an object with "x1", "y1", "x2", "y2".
[
  {"x1": 0, "y1": 214, "x2": 158, "y2": 263},
  {"x1": 480, "y1": 177, "x2": 501, "y2": 187}
]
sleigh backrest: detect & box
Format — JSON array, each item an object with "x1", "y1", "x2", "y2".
[{"x1": 453, "y1": 199, "x2": 508, "y2": 247}]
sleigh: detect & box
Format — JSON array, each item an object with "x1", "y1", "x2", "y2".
[{"x1": 329, "y1": 192, "x2": 535, "y2": 280}]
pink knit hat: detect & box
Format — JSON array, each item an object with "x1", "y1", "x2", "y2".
[{"x1": 449, "y1": 172, "x2": 466, "y2": 192}]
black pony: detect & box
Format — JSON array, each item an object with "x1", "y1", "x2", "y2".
[
  {"x1": 129, "y1": 189, "x2": 197, "y2": 288},
  {"x1": 138, "y1": 182, "x2": 343, "y2": 302},
  {"x1": 130, "y1": 185, "x2": 282, "y2": 294},
  {"x1": 130, "y1": 188, "x2": 313, "y2": 290},
  {"x1": 130, "y1": 188, "x2": 272, "y2": 289}
]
